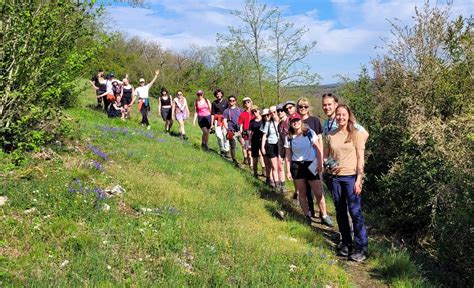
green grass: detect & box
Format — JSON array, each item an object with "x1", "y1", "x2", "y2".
[
  {"x1": 0, "y1": 84, "x2": 348, "y2": 286},
  {"x1": 0, "y1": 82, "x2": 430, "y2": 287}
]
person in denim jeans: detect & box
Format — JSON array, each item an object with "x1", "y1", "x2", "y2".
[{"x1": 325, "y1": 104, "x2": 368, "y2": 262}]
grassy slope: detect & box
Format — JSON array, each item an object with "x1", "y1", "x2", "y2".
[
  {"x1": 0, "y1": 85, "x2": 349, "y2": 286},
  {"x1": 0, "y1": 83, "x2": 428, "y2": 287}
]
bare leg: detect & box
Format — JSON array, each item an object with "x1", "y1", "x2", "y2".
[
  {"x1": 309, "y1": 180, "x2": 328, "y2": 217},
  {"x1": 295, "y1": 179, "x2": 310, "y2": 216}
]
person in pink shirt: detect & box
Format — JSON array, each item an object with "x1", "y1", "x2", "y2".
[{"x1": 193, "y1": 90, "x2": 212, "y2": 150}]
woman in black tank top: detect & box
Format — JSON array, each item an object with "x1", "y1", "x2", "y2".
[
  {"x1": 159, "y1": 87, "x2": 173, "y2": 133},
  {"x1": 120, "y1": 78, "x2": 134, "y2": 119}
]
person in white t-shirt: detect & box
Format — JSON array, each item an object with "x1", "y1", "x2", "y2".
[{"x1": 135, "y1": 70, "x2": 160, "y2": 129}]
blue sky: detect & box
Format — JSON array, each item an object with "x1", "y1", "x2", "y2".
[{"x1": 105, "y1": 0, "x2": 473, "y2": 84}]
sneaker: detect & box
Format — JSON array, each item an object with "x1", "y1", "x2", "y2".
[
  {"x1": 292, "y1": 191, "x2": 298, "y2": 200},
  {"x1": 350, "y1": 249, "x2": 367, "y2": 262},
  {"x1": 337, "y1": 244, "x2": 351, "y2": 257},
  {"x1": 147, "y1": 125, "x2": 151, "y2": 130},
  {"x1": 305, "y1": 215, "x2": 313, "y2": 226},
  {"x1": 321, "y1": 215, "x2": 334, "y2": 227}
]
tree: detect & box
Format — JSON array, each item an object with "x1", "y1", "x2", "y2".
[
  {"x1": 269, "y1": 11, "x2": 319, "y2": 102},
  {"x1": 219, "y1": 0, "x2": 277, "y2": 100}
]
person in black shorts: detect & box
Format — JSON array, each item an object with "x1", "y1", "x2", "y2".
[
  {"x1": 261, "y1": 106, "x2": 281, "y2": 189},
  {"x1": 159, "y1": 87, "x2": 173, "y2": 133},
  {"x1": 276, "y1": 104, "x2": 289, "y2": 193},
  {"x1": 297, "y1": 97, "x2": 333, "y2": 227},
  {"x1": 120, "y1": 78, "x2": 134, "y2": 119}
]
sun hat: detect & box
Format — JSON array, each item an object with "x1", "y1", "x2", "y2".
[
  {"x1": 139, "y1": 78, "x2": 145, "y2": 83},
  {"x1": 283, "y1": 100, "x2": 296, "y2": 109},
  {"x1": 242, "y1": 97, "x2": 252, "y2": 102}
]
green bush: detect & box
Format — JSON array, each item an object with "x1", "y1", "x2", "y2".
[
  {"x1": 339, "y1": 3, "x2": 473, "y2": 283},
  {"x1": 1, "y1": 1, "x2": 102, "y2": 153}
]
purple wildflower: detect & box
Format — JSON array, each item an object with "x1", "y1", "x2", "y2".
[
  {"x1": 87, "y1": 145, "x2": 108, "y2": 160},
  {"x1": 91, "y1": 160, "x2": 103, "y2": 171}
]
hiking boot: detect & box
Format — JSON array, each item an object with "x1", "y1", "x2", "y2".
[
  {"x1": 232, "y1": 159, "x2": 240, "y2": 167},
  {"x1": 201, "y1": 144, "x2": 209, "y2": 151},
  {"x1": 321, "y1": 215, "x2": 334, "y2": 227},
  {"x1": 337, "y1": 244, "x2": 352, "y2": 257},
  {"x1": 305, "y1": 215, "x2": 313, "y2": 226},
  {"x1": 350, "y1": 249, "x2": 367, "y2": 262}
]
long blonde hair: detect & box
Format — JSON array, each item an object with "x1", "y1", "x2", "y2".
[{"x1": 336, "y1": 104, "x2": 357, "y2": 143}]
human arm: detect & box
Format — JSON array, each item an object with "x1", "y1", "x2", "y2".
[
  {"x1": 261, "y1": 134, "x2": 267, "y2": 155},
  {"x1": 354, "y1": 134, "x2": 365, "y2": 195},
  {"x1": 89, "y1": 79, "x2": 98, "y2": 90},
  {"x1": 285, "y1": 147, "x2": 292, "y2": 181},
  {"x1": 313, "y1": 134, "x2": 323, "y2": 174},
  {"x1": 193, "y1": 102, "x2": 197, "y2": 126},
  {"x1": 130, "y1": 87, "x2": 136, "y2": 106},
  {"x1": 147, "y1": 70, "x2": 160, "y2": 87}
]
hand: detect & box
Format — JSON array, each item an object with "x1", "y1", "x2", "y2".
[
  {"x1": 155, "y1": 69, "x2": 160, "y2": 76},
  {"x1": 354, "y1": 180, "x2": 363, "y2": 195},
  {"x1": 330, "y1": 166, "x2": 342, "y2": 175},
  {"x1": 261, "y1": 148, "x2": 266, "y2": 155},
  {"x1": 316, "y1": 165, "x2": 322, "y2": 174},
  {"x1": 286, "y1": 171, "x2": 292, "y2": 181},
  {"x1": 95, "y1": 86, "x2": 99, "y2": 90}
]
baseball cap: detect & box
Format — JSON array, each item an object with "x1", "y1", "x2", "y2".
[
  {"x1": 289, "y1": 113, "x2": 302, "y2": 122},
  {"x1": 242, "y1": 97, "x2": 252, "y2": 102},
  {"x1": 261, "y1": 108, "x2": 270, "y2": 116},
  {"x1": 139, "y1": 78, "x2": 145, "y2": 83},
  {"x1": 196, "y1": 90, "x2": 204, "y2": 95},
  {"x1": 109, "y1": 72, "x2": 115, "y2": 77}
]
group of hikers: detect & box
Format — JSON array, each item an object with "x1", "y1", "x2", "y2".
[{"x1": 90, "y1": 69, "x2": 370, "y2": 262}]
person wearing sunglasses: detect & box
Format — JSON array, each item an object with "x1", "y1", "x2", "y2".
[
  {"x1": 237, "y1": 97, "x2": 254, "y2": 166},
  {"x1": 223, "y1": 95, "x2": 243, "y2": 166},
  {"x1": 261, "y1": 106, "x2": 281, "y2": 189},
  {"x1": 211, "y1": 89, "x2": 230, "y2": 158},
  {"x1": 297, "y1": 98, "x2": 333, "y2": 227},
  {"x1": 135, "y1": 69, "x2": 160, "y2": 129},
  {"x1": 283, "y1": 100, "x2": 298, "y2": 117}
]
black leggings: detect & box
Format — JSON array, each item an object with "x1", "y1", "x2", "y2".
[{"x1": 140, "y1": 103, "x2": 149, "y2": 126}]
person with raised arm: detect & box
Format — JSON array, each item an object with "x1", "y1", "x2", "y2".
[{"x1": 135, "y1": 70, "x2": 160, "y2": 130}]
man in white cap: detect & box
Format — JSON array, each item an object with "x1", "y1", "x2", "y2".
[{"x1": 135, "y1": 70, "x2": 160, "y2": 129}]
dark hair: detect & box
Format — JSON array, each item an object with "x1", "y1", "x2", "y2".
[
  {"x1": 161, "y1": 87, "x2": 168, "y2": 94},
  {"x1": 214, "y1": 89, "x2": 224, "y2": 97},
  {"x1": 98, "y1": 68, "x2": 104, "y2": 72},
  {"x1": 322, "y1": 93, "x2": 339, "y2": 103},
  {"x1": 228, "y1": 95, "x2": 237, "y2": 101}
]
